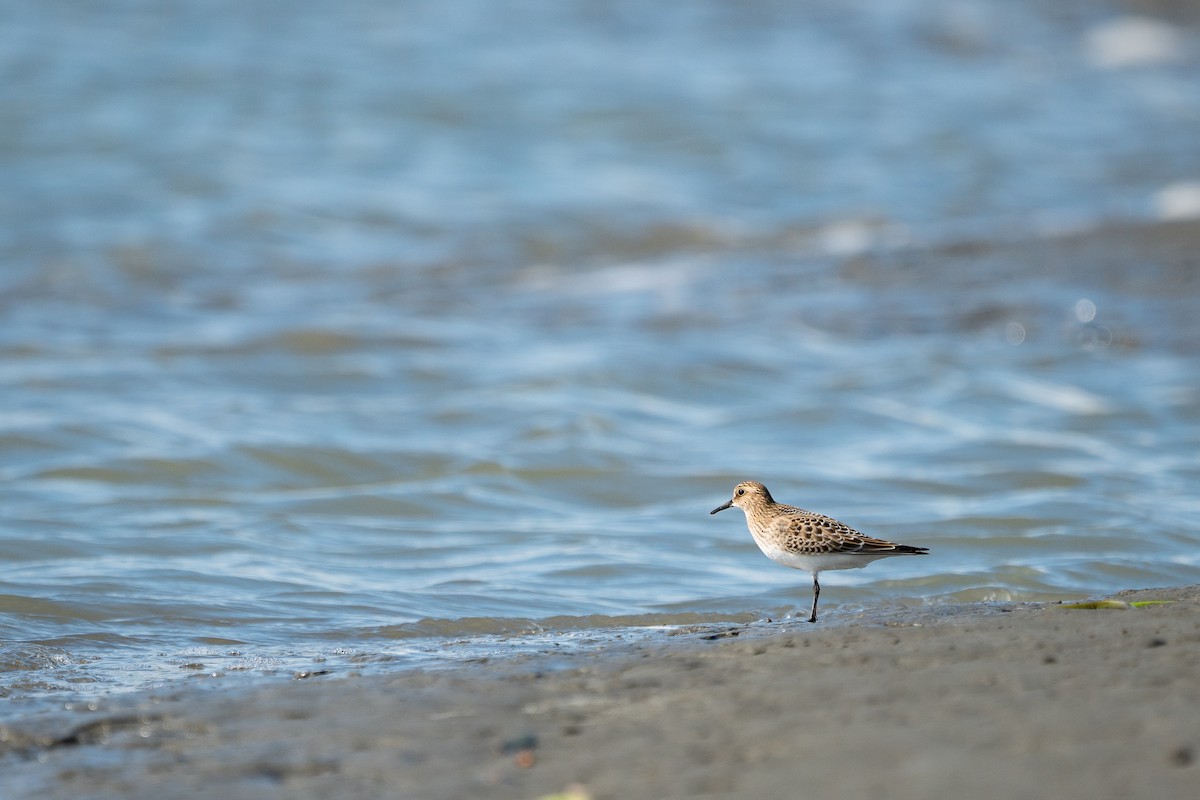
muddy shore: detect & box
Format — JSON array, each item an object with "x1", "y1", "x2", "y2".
[{"x1": 2, "y1": 585, "x2": 1197, "y2": 799}]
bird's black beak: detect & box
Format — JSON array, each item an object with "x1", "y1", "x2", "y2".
[{"x1": 710, "y1": 500, "x2": 732, "y2": 515}]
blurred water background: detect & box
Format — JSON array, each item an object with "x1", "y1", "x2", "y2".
[{"x1": 3, "y1": 0, "x2": 1200, "y2": 715}]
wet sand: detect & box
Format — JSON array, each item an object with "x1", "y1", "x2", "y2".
[{"x1": 3, "y1": 585, "x2": 1198, "y2": 799}]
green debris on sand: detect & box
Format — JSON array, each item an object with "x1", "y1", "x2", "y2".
[{"x1": 1061, "y1": 599, "x2": 1175, "y2": 610}]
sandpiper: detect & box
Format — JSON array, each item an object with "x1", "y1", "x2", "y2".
[{"x1": 710, "y1": 481, "x2": 929, "y2": 622}]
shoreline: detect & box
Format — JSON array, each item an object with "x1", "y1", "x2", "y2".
[{"x1": 3, "y1": 585, "x2": 1198, "y2": 799}]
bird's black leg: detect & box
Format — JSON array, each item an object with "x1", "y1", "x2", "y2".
[{"x1": 808, "y1": 574, "x2": 820, "y2": 623}]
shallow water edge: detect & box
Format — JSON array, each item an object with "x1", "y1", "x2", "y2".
[{"x1": 2, "y1": 584, "x2": 1196, "y2": 800}]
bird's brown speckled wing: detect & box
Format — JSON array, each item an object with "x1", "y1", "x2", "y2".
[{"x1": 767, "y1": 509, "x2": 928, "y2": 556}]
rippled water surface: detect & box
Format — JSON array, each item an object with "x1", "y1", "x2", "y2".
[{"x1": 4, "y1": 0, "x2": 1200, "y2": 713}]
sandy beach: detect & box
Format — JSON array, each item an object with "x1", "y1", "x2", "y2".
[{"x1": 3, "y1": 585, "x2": 1197, "y2": 799}]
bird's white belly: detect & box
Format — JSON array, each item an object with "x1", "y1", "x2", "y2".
[{"x1": 753, "y1": 539, "x2": 885, "y2": 574}]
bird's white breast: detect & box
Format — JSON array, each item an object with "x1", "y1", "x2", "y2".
[{"x1": 752, "y1": 537, "x2": 886, "y2": 575}]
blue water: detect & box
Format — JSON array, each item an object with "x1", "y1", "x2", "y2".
[{"x1": 3, "y1": 0, "x2": 1200, "y2": 714}]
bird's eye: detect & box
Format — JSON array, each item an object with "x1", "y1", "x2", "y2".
[{"x1": 736, "y1": 488, "x2": 745, "y2": 496}]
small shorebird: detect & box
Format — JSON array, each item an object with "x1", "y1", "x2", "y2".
[{"x1": 710, "y1": 481, "x2": 929, "y2": 623}]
